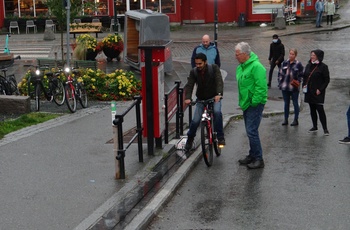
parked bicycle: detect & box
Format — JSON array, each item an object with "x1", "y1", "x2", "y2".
[
  {"x1": 27, "y1": 65, "x2": 65, "y2": 111},
  {"x1": 190, "y1": 98, "x2": 222, "y2": 167},
  {"x1": 63, "y1": 67, "x2": 88, "y2": 113},
  {"x1": 0, "y1": 55, "x2": 21, "y2": 95}
]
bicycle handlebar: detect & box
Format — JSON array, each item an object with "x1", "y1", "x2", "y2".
[{"x1": 189, "y1": 97, "x2": 222, "y2": 106}]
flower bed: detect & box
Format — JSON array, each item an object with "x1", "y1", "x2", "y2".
[{"x1": 18, "y1": 68, "x2": 141, "y2": 101}]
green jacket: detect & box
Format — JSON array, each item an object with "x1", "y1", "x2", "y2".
[{"x1": 236, "y1": 52, "x2": 268, "y2": 111}]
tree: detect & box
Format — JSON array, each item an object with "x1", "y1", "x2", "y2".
[{"x1": 45, "y1": 0, "x2": 93, "y2": 62}]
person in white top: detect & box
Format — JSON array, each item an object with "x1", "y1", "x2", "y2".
[{"x1": 324, "y1": 0, "x2": 336, "y2": 25}]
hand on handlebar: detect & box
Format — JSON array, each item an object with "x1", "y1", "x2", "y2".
[
  {"x1": 214, "y1": 95, "x2": 222, "y2": 102},
  {"x1": 185, "y1": 99, "x2": 192, "y2": 105}
]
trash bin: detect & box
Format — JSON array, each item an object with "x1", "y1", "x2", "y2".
[
  {"x1": 124, "y1": 9, "x2": 173, "y2": 72},
  {"x1": 238, "y1": 13, "x2": 246, "y2": 27}
]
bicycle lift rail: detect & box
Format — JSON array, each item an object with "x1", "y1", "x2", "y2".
[{"x1": 112, "y1": 95, "x2": 143, "y2": 179}]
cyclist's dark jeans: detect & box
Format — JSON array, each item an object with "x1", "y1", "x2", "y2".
[{"x1": 187, "y1": 100, "x2": 224, "y2": 139}]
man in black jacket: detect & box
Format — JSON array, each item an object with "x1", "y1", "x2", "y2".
[
  {"x1": 268, "y1": 34, "x2": 285, "y2": 88},
  {"x1": 184, "y1": 53, "x2": 225, "y2": 150}
]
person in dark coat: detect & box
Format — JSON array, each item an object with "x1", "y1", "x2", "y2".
[
  {"x1": 268, "y1": 34, "x2": 285, "y2": 88},
  {"x1": 302, "y1": 49, "x2": 330, "y2": 135}
]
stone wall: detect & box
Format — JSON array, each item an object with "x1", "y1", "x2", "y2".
[{"x1": 0, "y1": 95, "x2": 30, "y2": 114}]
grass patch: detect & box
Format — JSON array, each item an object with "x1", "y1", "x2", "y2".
[{"x1": 0, "y1": 113, "x2": 61, "y2": 139}]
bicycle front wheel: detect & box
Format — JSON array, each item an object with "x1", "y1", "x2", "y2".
[
  {"x1": 65, "y1": 84, "x2": 77, "y2": 113},
  {"x1": 201, "y1": 122, "x2": 213, "y2": 167},
  {"x1": 52, "y1": 78, "x2": 65, "y2": 106},
  {"x1": 77, "y1": 84, "x2": 88, "y2": 108}
]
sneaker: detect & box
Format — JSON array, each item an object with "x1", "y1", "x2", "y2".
[
  {"x1": 308, "y1": 127, "x2": 318, "y2": 132},
  {"x1": 339, "y1": 137, "x2": 350, "y2": 144},
  {"x1": 218, "y1": 137, "x2": 225, "y2": 148},
  {"x1": 324, "y1": 130, "x2": 330, "y2": 136},
  {"x1": 184, "y1": 136, "x2": 194, "y2": 151}
]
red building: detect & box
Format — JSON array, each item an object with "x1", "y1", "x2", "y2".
[{"x1": 0, "y1": 0, "x2": 317, "y2": 29}]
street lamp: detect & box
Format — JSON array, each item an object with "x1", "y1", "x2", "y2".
[
  {"x1": 114, "y1": 0, "x2": 118, "y2": 32},
  {"x1": 214, "y1": 0, "x2": 218, "y2": 47}
]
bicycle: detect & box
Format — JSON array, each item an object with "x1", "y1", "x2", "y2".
[
  {"x1": 63, "y1": 67, "x2": 88, "y2": 113},
  {"x1": 190, "y1": 98, "x2": 222, "y2": 167},
  {"x1": 27, "y1": 65, "x2": 65, "y2": 111},
  {"x1": 0, "y1": 55, "x2": 21, "y2": 95}
]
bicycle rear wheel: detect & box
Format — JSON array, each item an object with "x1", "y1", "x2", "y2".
[
  {"x1": 77, "y1": 83, "x2": 88, "y2": 108},
  {"x1": 8, "y1": 75, "x2": 19, "y2": 95},
  {"x1": 52, "y1": 78, "x2": 65, "y2": 106},
  {"x1": 65, "y1": 84, "x2": 77, "y2": 113},
  {"x1": 201, "y1": 122, "x2": 213, "y2": 167}
]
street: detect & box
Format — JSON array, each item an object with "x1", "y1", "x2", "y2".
[{"x1": 147, "y1": 27, "x2": 350, "y2": 229}]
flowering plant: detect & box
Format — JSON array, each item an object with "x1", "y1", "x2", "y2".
[
  {"x1": 76, "y1": 34, "x2": 98, "y2": 52},
  {"x1": 18, "y1": 68, "x2": 141, "y2": 101},
  {"x1": 98, "y1": 33, "x2": 124, "y2": 53}
]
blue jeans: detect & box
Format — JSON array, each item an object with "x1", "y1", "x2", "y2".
[
  {"x1": 347, "y1": 105, "x2": 350, "y2": 137},
  {"x1": 187, "y1": 100, "x2": 224, "y2": 139},
  {"x1": 316, "y1": 11, "x2": 323, "y2": 27},
  {"x1": 243, "y1": 104, "x2": 264, "y2": 161},
  {"x1": 282, "y1": 90, "x2": 299, "y2": 120}
]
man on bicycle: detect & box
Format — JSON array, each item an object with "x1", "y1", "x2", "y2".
[{"x1": 184, "y1": 52, "x2": 225, "y2": 151}]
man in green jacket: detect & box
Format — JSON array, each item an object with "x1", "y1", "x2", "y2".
[{"x1": 235, "y1": 42, "x2": 268, "y2": 169}]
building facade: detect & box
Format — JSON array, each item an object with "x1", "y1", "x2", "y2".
[{"x1": 0, "y1": 0, "x2": 317, "y2": 29}]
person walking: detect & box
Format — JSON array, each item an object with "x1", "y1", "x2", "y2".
[
  {"x1": 268, "y1": 34, "x2": 285, "y2": 88},
  {"x1": 324, "y1": 0, "x2": 336, "y2": 25},
  {"x1": 184, "y1": 53, "x2": 225, "y2": 151},
  {"x1": 235, "y1": 42, "x2": 267, "y2": 169},
  {"x1": 315, "y1": 0, "x2": 325, "y2": 27},
  {"x1": 339, "y1": 105, "x2": 350, "y2": 144},
  {"x1": 191, "y1": 34, "x2": 221, "y2": 68},
  {"x1": 278, "y1": 48, "x2": 304, "y2": 126},
  {"x1": 302, "y1": 49, "x2": 330, "y2": 135}
]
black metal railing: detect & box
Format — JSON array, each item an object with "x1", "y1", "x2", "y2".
[{"x1": 113, "y1": 95, "x2": 143, "y2": 179}]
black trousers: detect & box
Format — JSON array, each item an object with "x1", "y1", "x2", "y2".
[
  {"x1": 309, "y1": 103, "x2": 328, "y2": 130},
  {"x1": 268, "y1": 61, "x2": 281, "y2": 86},
  {"x1": 326, "y1": 15, "x2": 333, "y2": 25}
]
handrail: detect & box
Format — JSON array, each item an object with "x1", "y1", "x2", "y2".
[{"x1": 112, "y1": 95, "x2": 143, "y2": 179}]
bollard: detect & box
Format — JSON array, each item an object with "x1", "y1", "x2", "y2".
[{"x1": 111, "y1": 101, "x2": 116, "y2": 124}]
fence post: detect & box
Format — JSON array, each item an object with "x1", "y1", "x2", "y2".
[{"x1": 113, "y1": 115, "x2": 125, "y2": 179}]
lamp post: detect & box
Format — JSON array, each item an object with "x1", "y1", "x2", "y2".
[
  {"x1": 114, "y1": 0, "x2": 118, "y2": 32},
  {"x1": 214, "y1": 0, "x2": 218, "y2": 47}
]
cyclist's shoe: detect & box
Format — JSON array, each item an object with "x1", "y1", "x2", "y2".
[
  {"x1": 184, "y1": 136, "x2": 194, "y2": 151},
  {"x1": 218, "y1": 137, "x2": 225, "y2": 148},
  {"x1": 49, "y1": 95, "x2": 54, "y2": 102}
]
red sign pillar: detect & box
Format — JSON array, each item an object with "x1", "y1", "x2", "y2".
[{"x1": 139, "y1": 40, "x2": 172, "y2": 155}]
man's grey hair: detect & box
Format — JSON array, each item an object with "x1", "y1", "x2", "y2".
[{"x1": 235, "y1": 42, "x2": 251, "y2": 55}]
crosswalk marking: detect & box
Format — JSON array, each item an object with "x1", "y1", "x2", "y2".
[{"x1": 8, "y1": 46, "x2": 52, "y2": 59}]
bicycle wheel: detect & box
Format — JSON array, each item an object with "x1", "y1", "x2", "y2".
[
  {"x1": 52, "y1": 78, "x2": 65, "y2": 106},
  {"x1": 0, "y1": 77, "x2": 6, "y2": 95},
  {"x1": 8, "y1": 75, "x2": 19, "y2": 95},
  {"x1": 77, "y1": 83, "x2": 88, "y2": 108},
  {"x1": 201, "y1": 122, "x2": 213, "y2": 167},
  {"x1": 34, "y1": 84, "x2": 41, "y2": 111},
  {"x1": 65, "y1": 84, "x2": 77, "y2": 113}
]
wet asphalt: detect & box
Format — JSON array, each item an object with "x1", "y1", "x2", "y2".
[{"x1": 1, "y1": 3, "x2": 350, "y2": 229}]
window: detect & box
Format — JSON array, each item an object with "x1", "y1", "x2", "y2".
[
  {"x1": 252, "y1": 0, "x2": 284, "y2": 14},
  {"x1": 145, "y1": 0, "x2": 175, "y2": 13},
  {"x1": 4, "y1": 0, "x2": 48, "y2": 18}
]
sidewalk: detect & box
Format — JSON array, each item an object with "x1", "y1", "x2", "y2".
[{"x1": 1, "y1": 3, "x2": 350, "y2": 229}]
